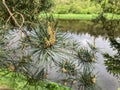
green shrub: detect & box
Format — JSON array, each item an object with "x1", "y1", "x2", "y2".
[
  {"x1": 54, "y1": 0, "x2": 103, "y2": 14},
  {"x1": 54, "y1": 5, "x2": 70, "y2": 14},
  {"x1": 45, "y1": 82, "x2": 71, "y2": 90},
  {"x1": 0, "y1": 69, "x2": 71, "y2": 90}
]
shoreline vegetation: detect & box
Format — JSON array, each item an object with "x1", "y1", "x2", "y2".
[{"x1": 39, "y1": 13, "x2": 120, "y2": 20}]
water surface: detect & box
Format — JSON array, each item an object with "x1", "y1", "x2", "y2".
[{"x1": 56, "y1": 20, "x2": 120, "y2": 90}]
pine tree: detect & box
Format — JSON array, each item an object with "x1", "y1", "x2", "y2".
[{"x1": 0, "y1": 0, "x2": 100, "y2": 90}]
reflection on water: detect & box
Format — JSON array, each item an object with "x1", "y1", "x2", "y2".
[
  {"x1": 57, "y1": 20, "x2": 120, "y2": 90},
  {"x1": 68, "y1": 33, "x2": 119, "y2": 90},
  {"x1": 58, "y1": 20, "x2": 120, "y2": 38}
]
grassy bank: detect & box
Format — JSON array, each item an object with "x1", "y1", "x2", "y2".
[
  {"x1": 39, "y1": 13, "x2": 120, "y2": 20},
  {"x1": 0, "y1": 69, "x2": 71, "y2": 90}
]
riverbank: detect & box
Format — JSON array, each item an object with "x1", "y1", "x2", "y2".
[{"x1": 39, "y1": 13, "x2": 120, "y2": 20}]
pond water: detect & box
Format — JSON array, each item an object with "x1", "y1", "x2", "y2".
[{"x1": 56, "y1": 20, "x2": 120, "y2": 90}]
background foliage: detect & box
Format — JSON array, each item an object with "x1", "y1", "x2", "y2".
[{"x1": 53, "y1": 0, "x2": 120, "y2": 14}]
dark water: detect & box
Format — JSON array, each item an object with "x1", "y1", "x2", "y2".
[
  {"x1": 56, "y1": 20, "x2": 120, "y2": 90},
  {"x1": 57, "y1": 20, "x2": 120, "y2": 38}
]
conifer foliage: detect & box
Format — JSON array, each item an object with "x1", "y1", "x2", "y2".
[{"x1": 0, "y1": 0, "x2": 100, "y2": 90}]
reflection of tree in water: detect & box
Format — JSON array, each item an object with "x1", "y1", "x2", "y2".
[{"x1": 57, "y1": 20, "x2": 120, "y2": 38}]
